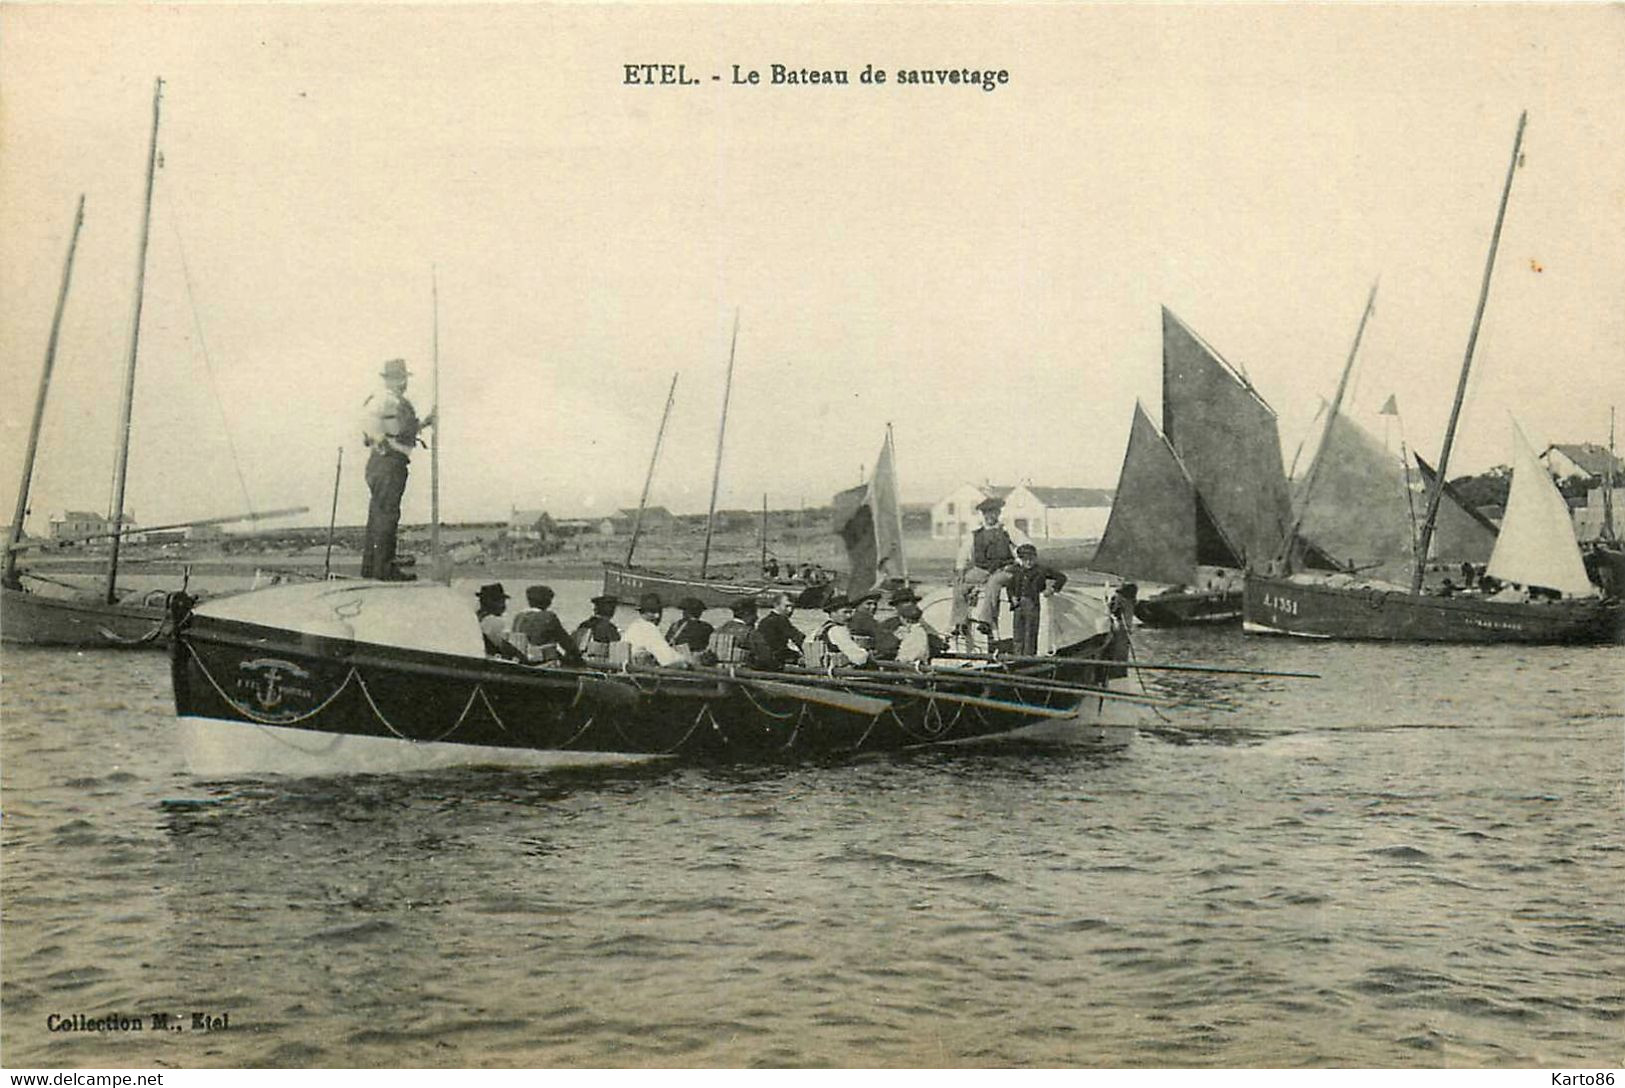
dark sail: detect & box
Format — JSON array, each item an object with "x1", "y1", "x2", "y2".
[
  {"x1": 1161, "y1": 308, "x2": 1293, "y2": 567},
  {"x1": 832, "y1": 483, "x2": 875, "y2": 593},
  {"x1": 1093, "y1": 402, "x2": 1241, "y2": 586},
  {"x1": 1294, "y1": 409, "x2": 1415, "y2": 577},
  {"x1": 1414, "y1": 455, "x2": 1499, "y2": 564}
]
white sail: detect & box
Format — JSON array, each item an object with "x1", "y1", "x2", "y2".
[{"x1": 1485, "y1": 422, "x2": 1596, "y2": 597}]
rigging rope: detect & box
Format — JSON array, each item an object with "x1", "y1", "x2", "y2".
[{"x1": 163, "y1": 188, "x2": 255, "y2": 518}]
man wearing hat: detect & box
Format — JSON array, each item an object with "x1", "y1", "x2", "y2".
[
  {"x1": 620, "y1": 592, "x2": 689, "y2": 668},
  {"x1": 806, "y1": 595, "x2": 872, "y2": 667},
  {"x1": 847, "y1": 589, "x2": 900, "y2": 661},
  {"x1": 706, "y1": 596, "x2": 759, "y2": 664},
  {"x1": 892, "y1": 600, "x2": 947, "y2": 664},
  {"x1": 475, "y1": 583, "x2": 524, "y2": 661},
  {"x1": 664, "y1": 596, "x2": 714, "y2": 656},
  {"x1": 360, "y1": 358, "x2": 435, "y2": 580},
  {"x1": 574, "y1": 594, "x2": 623, "y2": 659},
  {"x1": 953, "y1": 493, "x2": 1032, "y2": 632},
  {"x1": 510, "y1": 584, "x2": 584, "y2": 665},
  {"x1": 745, "y1": 591, "x2": 804, "y2": 671}
]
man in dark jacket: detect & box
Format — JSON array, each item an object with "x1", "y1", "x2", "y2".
[
  {"x1": 664, "y1": 596, "x2": 714, "y2": 655},
  {"x1": 574, "y1": 594, "x2": 622, "y2": 659},
  {"x1": 1006, "y1": 543, "x2": 1067, "y2": 656},
  {"x1": 511, "y1": 584, "x2": 585, "y2": 665},
  {"x1": 745, "y1": 592, "x2": 804, "y2": 671}
]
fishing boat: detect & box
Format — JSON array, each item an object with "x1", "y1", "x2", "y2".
[
  {"x1": 169, "y1": 417, "x2": 1254, "y2": 774},
  {"x1": 601, "y1": 321, "x2": 825, "y2": 610},
  {"x1": 168, "y1": 575, "x2": 1170, "y2": 774},
  {"x1": 3, "y1": 80, "x2": 303, "y2": 647},
  {"x1": 1, "y1": 82, "x2": 186, "y2": 647},
  {"x1": 1089, "y1": 308, "x2": 1303, "y2": 625},
  {"x1": 1244, "y1": 113, "x2": 1624, "y2": 645}
]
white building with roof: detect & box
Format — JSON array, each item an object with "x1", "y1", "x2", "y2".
[
  {"x1": 931, "y1": 483, "x2": 1113, "y2": 541},
  {"x1": 1003, "y1": 485, "x2": 1115, "y2": 540}
]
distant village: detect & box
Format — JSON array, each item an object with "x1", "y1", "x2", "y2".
[{"x1": 12, "y1": 442, "x2": 1622, "y2": 562}]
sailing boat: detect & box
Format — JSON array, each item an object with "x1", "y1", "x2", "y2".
[
  {"x1": 601, "y1": 316, "x2": 822, "y2": 609},
  {"x1": 1243, "y1": 113, "x2": 1624, "y2": 644},
  {"x1": 3, "y1": 80, "x2": 303, "y2": 647},
  {"x1": 1089, "y1": 308, "x2": 1301, "y2": 625}
]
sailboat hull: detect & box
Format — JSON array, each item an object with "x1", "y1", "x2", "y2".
[
  {"x1": 1134, "y1": 588, "x2": 1241, "y2": 627},
  {"x1": 601, "y1": 562, "x2": 818, "y2": 610},
  {"x1": 170, "y1": 609, "x2": 1139, "y2": 776},
  {"x1": 1, "y1": 584, "x2": 172, "y2": 647},
  {"x1": 1243, "y1": 574, "x2": 1624, "y2": 644}
]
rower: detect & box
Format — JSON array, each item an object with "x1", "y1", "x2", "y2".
[
  {"x1": 575, "y1": 594, "x2": 623, "y2": 660},
  {"x1": 475, "y1": 583, "x2": 525, "y2": 662},
  {"x1": 806, "y1": 595, "x2": 872, "y2": 668}
]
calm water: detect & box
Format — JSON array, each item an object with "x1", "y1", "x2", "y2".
[{"x1": 2, "y1": 582, "x2": 1621, "y2": 1068}]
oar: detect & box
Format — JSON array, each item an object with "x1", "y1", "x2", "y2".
[
  {"x1": 936, "y1": 651, "x2": 1320, "y2": 680},
  {"x1": 866, "y1": 659, "x2": 1209, "y2": 710},
  {"x1": 618, "y1": 662, "x2": 892, "y2": 717},
  {"x1": 771, "y1": 666, "x2": 1080, "y2": 720}
]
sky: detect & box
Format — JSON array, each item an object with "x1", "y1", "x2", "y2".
[{"x1": 2, "y1": 4, "x2": 1622, "y2": 532}]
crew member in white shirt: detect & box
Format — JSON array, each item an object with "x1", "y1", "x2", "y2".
[{"x1": 621, "y1": 593, "x2": 691, "y2": 668}]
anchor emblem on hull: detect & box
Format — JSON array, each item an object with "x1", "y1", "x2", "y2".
[{"x1": 235, "y1": 658, "x2": 317, "y2": 720}]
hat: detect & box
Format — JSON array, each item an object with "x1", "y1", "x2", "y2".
[
  {"x1": 1116, "y1": 582, "x2": 1139, "y2": 599},
  {"x1": 380, "y1": 358, "x2": 411, "y2": 380},
  {"x1": 896, "y1": 602, "x2": 923, "y2": 622},
  {"x1": 1016, "y1": 543, "x2": 1038, "y2": 557},
  {"x1": 678, "y1": 596, "x2": 706, "y2": 615},
  {"x1": 590, "y1": 593, "x2": 620, "y2": 609},
  {"x1": 888, "y1": 585, "x2": 921, "y2": 605},
  {"x1": 476, "y1": 583, "x2": 508, "y2": 602},
  {"x1": 823, "y1": 595, "x2": 853, "y2": 613},
  {"x1": 974, "y1": 495, "x2": 1004, "y2": 514},
  {"x1": 637, "y1": 592, "x2": 664, "y2": 613},
  {"x1": 525, "y1": 585, "x2": 554, "y2": 608},
  {"x1": 730, "y1": 597, "x2": 760, "y2": 617},
  {"x1": 852, "y1": 589, "x2": 881, "y2": 606},
  {"x1": 755, "y1": 593, "x2": 780, "y2": 610}
]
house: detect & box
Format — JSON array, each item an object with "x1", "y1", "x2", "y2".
[
  {"x1": 1573, "y1": 487, "x2": 1623, "y2": 543},
  {"x1": 507, "y1": 507, "x2": 557, "y2": 542},
  {"x1": 618, "y1": 506, "x2": 673, "y2": 531},
  {"x1": 1003, "y1": 485, "x2": 1115, "y2": 541},
  {"x1": 932, "y1": 485, "x2": 1015, "y2": 540},
  {"x1": 931, "y1": 484, "x2": 1114, "y2": 541},
  {"x1": 50, "y1": 510, "x2": 135, "y2": 545},
  {"x1": 1541, "y1": 443, "x2": 1625, "y2": 485}
]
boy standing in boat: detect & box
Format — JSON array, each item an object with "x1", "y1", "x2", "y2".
[
  {"x1": 360, "y1": 358, "x2": 435, "y2": 580},
  {"x1": 1006, "y1": 543, "x2": 1067, "y2": 656}
]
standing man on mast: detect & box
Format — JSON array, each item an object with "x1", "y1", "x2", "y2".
[{"x1": 360, "y1": 357, "x2": 435, "y2": 580}]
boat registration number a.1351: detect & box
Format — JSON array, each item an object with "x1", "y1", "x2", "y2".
[{"x1": 1261, "y1": 594, "x2": 1299, "y2": 616}]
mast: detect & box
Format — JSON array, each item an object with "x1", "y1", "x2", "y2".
[
  {"x1": 760, "y1": 492, "x2": 768, "y2": 570},
  {"x1": 106, "y1": 77, "x2": 164, "y2": 604},
  {"x1": 323, "y1": 447, "x2": 343, "y2": 578},
  {"x1": 1279, "y1": 281, "x2": 1379, "y2": 564},
  {"x1": 887, "y1": 424, "x2": 908, "y2": 581},
  {"x1": 699, "y1": 310, "x2": 740, "y2": 579},
  {"x1": 625, "y1": 372, "x2": 679, "y2": 566},
  {"x1": 430, "y1": 266, "x2": 443, "y2": 580},
  {"x1": 1411, "y1": 111, "x2": 1527, "y2": 595},
  {"x1": 1604, "y1": 407, "x2": 1617, "y2": 543},
  {"x1": 6, "y1": 195, "x2": 86, "y2": 590}
]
